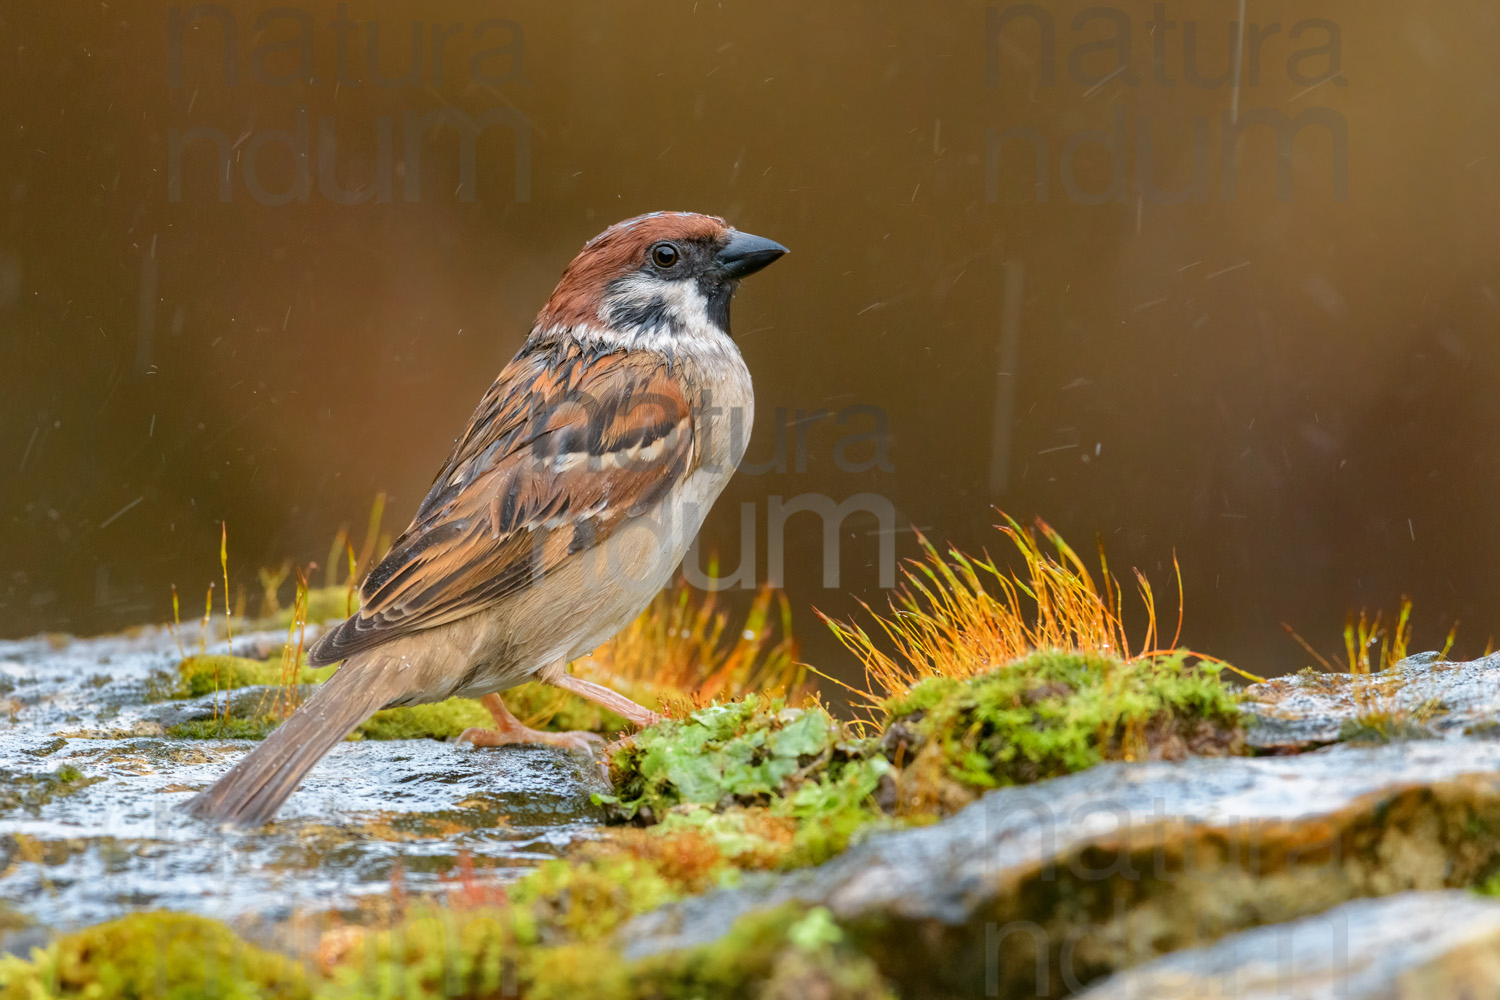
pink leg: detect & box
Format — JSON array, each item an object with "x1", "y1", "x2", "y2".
[
  {"x1": 547, "y1": 672, "x2": 663, "y2": 729},
  {"x1": 456, "y1": 693, "x2": 603, "y2": 752}
]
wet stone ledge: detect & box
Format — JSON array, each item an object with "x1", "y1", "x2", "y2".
[
  {"x1": 1076, "y1": 891, "x2": 1500, "y2": 1000},
  {"x1": 0, "y1": 628, "x2": 606, "y2": 932},
  {"x1": 1243, "y1": 650, "x2": 1500, "y2": 750},
  {"x1": 620, "y1": 741, "x2": 1500, "y2": 999}
]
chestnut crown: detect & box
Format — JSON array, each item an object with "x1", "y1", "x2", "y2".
[{"x1": 535, "y1": 212, "x2": 787, "y2": 343}]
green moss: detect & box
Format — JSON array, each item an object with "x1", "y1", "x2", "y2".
[
  {"x1": 524, "y1": 903, "x2": 896, "y2": 1000},
  {"x1": 164, "y1": 701, "x2": 494, "y2": 744},
  {"x1": 322, "y1": 856, "x2": 675, "y2": 1000},
  {"x1": 604, "y1": 654, "x2": 1241, "y2": 868},
  {"x1": 1338, "y1": 715, "x2": 1438, "y2": 743},
  {"x1": 164, "y1": 692, "x2": 615, "y2": 744},
  {"x1": 511, "y1": 854, "x2": 678, "y2": 942},
  {"x1": 159, "y1": 685, "x2": 634, "y2": 744},
  {"x1": 0, "y1": 911, "x2": 309, "y2": 1000},
  {"x1": 166, "y1": 715, "x2": 283, "y2": 741},
  {"x1": 329, "y1": 891, "x2": 894, "y2": 1000},
  {"x1": 322, "y1": 905, "x2": 515, "y2": 1000},
  {"x1": 348, "y1": 680, "x2": 647, "y2": 742},
  {"x1": 1338, "y1": 699, "x2": 1445, "y2": 744},
  {"x1": 353, "y1": 698, "x2": 494, "y2": 741},
  {"x1": 0, "y1": 765, "x2": 102, "y2": 816},
  {"x1": 152, "y1": 654, "x2": 338, "y2": 701},
  {"x1": 883, "y1": 651, "x2": 1245, "y2": 803},
  {"x1": 534, "y1": 905, "x2": 894, "y2": 1000}
]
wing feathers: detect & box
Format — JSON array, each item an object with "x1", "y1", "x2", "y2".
[{"x1": 306, "y1": 343, "x2": 697, "y2": 667}]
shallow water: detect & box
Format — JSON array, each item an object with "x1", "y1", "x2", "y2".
[{"x1": 0, "y1": 626, "x2": 605, "y2": 930}]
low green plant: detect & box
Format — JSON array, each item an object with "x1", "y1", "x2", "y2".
[{"x1": 600, "y1": 695, "x2": 894, "y2": 871}]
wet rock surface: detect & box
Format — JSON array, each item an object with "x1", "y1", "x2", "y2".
[
  {"x1": 1076, "y1": 891, "x2": 1500, "y2": 1000},
  {"x1": 0, "y1": 627, "x2": 605, "y2": 931},
  {"x1": 1243, "y1": 651, "x2": 1500, "y2": 750},
  {"x1": 621, "y1": 740, "x2": 1500, "y2": 998},
  {"x1": 8, "y1": 635, "x2": 1500, "y2": 997}
]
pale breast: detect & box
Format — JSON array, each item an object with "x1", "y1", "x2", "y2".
[{"x1": 450, "y1": 344, "x2": 755, "y2": 697}]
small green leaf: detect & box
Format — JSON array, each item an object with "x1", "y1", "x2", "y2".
[
  {"x1": 769, "y1": 709, "x2": 833, "y2": 759},
  {"x1": 663, "y1": 752, "x2": 727, "y2": 804}
]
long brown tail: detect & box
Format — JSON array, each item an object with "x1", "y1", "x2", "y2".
[{"x1": 181, "y1": 652, "x2": 401, "y2": 829}]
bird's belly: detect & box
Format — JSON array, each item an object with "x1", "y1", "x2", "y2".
[
  {"x1": 448, "y1": 464, "x2": 737, "y2": 699},
  {"x1": 566, "y1": 465, "x2": 731, "y2": 653}
]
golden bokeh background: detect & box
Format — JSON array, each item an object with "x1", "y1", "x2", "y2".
[{"x1": 4, "y1": 1, "x2": 1498, "y2": 681}]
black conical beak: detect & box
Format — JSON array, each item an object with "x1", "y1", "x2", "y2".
[{"x1": 717, "y1": 230, "x2": 788, "y2": 279}]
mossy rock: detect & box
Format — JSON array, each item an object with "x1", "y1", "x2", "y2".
[
  {"x1": 353, "y1": 698, "x2": 495, "y2": 741},
  {"x1": 161, "y1": 700, "x2": 490, "y2": 743},
  {"x1": 525, "y1": 903, "x2": 896, "y2": 1000},
  {"x1": 0, "y1": 880, "x2": 897, "y2": 1000},
  {"x1": 880, "y1": 650, "x2": 1246, "y2": 812},
  {"x1": 0, "y1": 911, "x2": 310, "y2": 999},
  {"x1": 352, "y1": 686, "x2": 631, "y2": 742},
  {"x1": 153, "y1": 654, "x2": 337, "y2": 701},
  {"x1": 165, "y1": 715, "x2": 284, "y2": 741},
  {"x1": 162, "y1": 689, "x2": 629, "y2": 744},
  {"x1": 158, "y1": 654, "x2": 634, "y2": 740}
]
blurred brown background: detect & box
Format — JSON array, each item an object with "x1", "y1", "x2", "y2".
[{"x1": 3, "y1": 0, "x2": 1498, "y2": 682}]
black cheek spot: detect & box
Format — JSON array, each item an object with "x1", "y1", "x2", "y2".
[{"x1": 610, "y1": 294, "x2": 673, "y2": 332}]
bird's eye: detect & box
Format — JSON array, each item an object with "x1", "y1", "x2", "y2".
[{"x1": 650, "y1": 242, "x2": 679, "y2": 268}]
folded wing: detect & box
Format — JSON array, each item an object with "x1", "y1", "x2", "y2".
[{"x1": 307, "y1": 344, "x2": 696, "y2": 666}]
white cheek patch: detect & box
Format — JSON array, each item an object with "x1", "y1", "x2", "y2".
[
  {"x1": 531, "y1": 274, "x2": 745, "y2": 365},
  {"x1": 597, "y1": 274, "x2": 726, "y2": 355},
  {"x1": 648, "y1": 279, "x2": 714, "y2": 333}
]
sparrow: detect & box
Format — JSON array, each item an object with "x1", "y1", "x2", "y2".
[{"x1": 184, "y1": 212, "x2": 787, "y2": 828}]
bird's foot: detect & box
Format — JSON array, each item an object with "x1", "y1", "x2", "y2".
[
  {"x1": 456, "y1": 724, "x2": 604, "y2": 753},
  {"x1": 456, "y1": 692, "x2": 604, "y2": 753}
]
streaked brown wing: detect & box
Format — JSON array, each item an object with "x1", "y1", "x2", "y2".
[{"x1": 306, "y1": 343, "x2": 697, "y2": 665}]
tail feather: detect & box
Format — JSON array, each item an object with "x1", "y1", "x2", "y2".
[{"x1": 181, "y1": 654, "x2": 399, "y2": 829}]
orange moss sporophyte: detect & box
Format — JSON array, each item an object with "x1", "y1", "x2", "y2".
[
  {"x1": 821, "y1": 513, "x2": 1258, "y2": 711},
  {"x1": 1279, "y1": 596, "x2": 1478, "y2": 744},
  {"x1": 806, "y1": 514, "x2": 1249, "y2": 811},
  {"x1": 1283, "y1": 595, "x2": 1467, "y2": 677}
]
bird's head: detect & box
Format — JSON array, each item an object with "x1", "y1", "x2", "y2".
[{"x1": 534, "y1": 212, "x2": 787, "y2": 351}]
